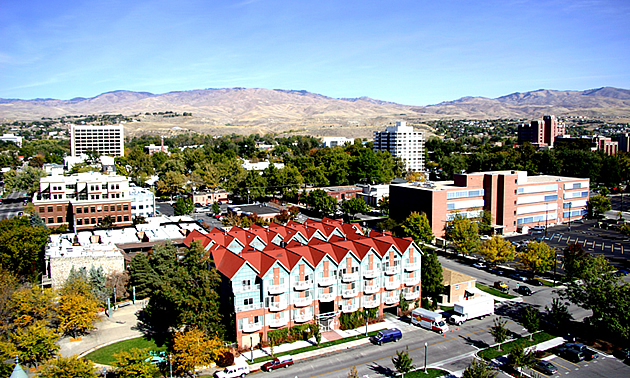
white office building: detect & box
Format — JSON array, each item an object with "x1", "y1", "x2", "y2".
[
  {"x1": 71, "y1": 124, "x2": 124, "y2": 157},
  {"x1": 129, "y1": 185, "x2": 155, "y2": 218},
  {"x1": 373, "y1": 121, "x2": 424, "y2": 172}
]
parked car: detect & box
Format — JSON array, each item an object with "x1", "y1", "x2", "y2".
[
  {"x1": 565, "y1": 343, "x2": 599, "y2": 360},
  {"x1": 494, "y1": 281, "x2": 509, "y2": 292},
  {"x1": 472, "y1": 262, "x2": 486, "y2": 269},
  {"x1": 480, "y1": 235, "x2": 491, "y2": 241},
  {"x1": 370, "y1": 328, "x2": 402, "y2": 345},
  {"x1": 556, "y1": 346, "x2": 585, "y2": 362},
  {"x1": 526, "y1": 278, "x2": 544, "y2": 286},
  {"x1": 508, "y1": 273, "x2": 526, "y2": 281},
  {"x1": 535, "y1": 360, "x2": 558, "y2": 375},
  {"x1": 614, "y1": 348, "x2": 630, "y2": 360},
  {"x1": 516, "y1": 286, "x2": 532, "y2": 296},
  {"x1": 214, "y1": 364, "x2": 250, "y2": 378},
  {"x1": 261, "y1": 355, "x2": 294, "y2": 371}
]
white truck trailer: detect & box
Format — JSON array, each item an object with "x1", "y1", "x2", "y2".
[
  {"x1": 411, "y1": 308, "x2": 450, "y2": 334},
  {"x1": 448, "y1": 296, "x2": 494, "y2": 325}
]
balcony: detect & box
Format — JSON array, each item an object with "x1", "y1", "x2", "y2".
[
  {"x1": 363, "y1": 268, "x2": 380, "y2": 279},
  {"x1": 269, "y1": 299, "x2": 288, "y2": 312},
  {"x1": 293, "y1": 296, "x2": 313, "y2": 307},
  {"x1": 318, "y1": 276, "x2": 335, "y2": 286},
  {"x1": 384, "y1": 266, "x2": 398, "y2": 275},
  {"x1": 268, "y1": 283, "x2": 288, "y2": 295},
  {"x1": 404, "y1": 290, "x2": 420, "y2": 301},
  {"x1": 404, "y1": 276, "x2": 420, "y2": 286},
  {"x1": 363, "y1": 298, "x2": 379, "y2": 309},
  {"x1": 405, "y1": 262, "x2": 420, "y2": 272},
  {"x1": 384, "y1": 295, "x2": 398, "y2": 305},
  {"x1": 341, "y1": 302, "x2": 359, "y2": 313},
  {"x1": 242, "y1": 321, "x2": 263, "y2": 333},
  {"x1": 294, "y1": 280, "x2": 313, "y2": 291},
  {"x1": 269, "y1": 317, "x2": 289, "y2": 328},
  {"x1": 385, "y1": 280, "x2": 401, "y2": 290},
  {"x1": 364, "y1": 283, "x2": 380, "y2": 294},
  {"x1": 342, "y1": 272, "x2": 359, "y2": 282},
  {"x1": 294, "y1": 311, "x2": 312, "y2": 323},
  {"x1": 235, "y1": 302, "x2": 262, "y2": 313},
  {"x1": 319, "y1": 292, "x2": 336, "y2": 302},
  {"x1": 234, "y1": 284, "x2": 261, "y2": 294},
  {"x1": 342, "y1": 287, "x2": 358, "y2": 298}
]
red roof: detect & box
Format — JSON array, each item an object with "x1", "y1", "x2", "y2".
[{"x1": 210, "y1": 245, "x2": 251, "y2": 279}]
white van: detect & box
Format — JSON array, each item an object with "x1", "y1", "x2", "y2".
[{"x1": 214, "y1": 364, "x2": 250, "y2": 378}]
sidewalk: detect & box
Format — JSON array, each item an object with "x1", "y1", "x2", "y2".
[{"x1": 59, "y1": 300, "x2": 148, "y2": 358}]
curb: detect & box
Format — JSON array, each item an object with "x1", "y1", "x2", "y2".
[{"x1": 77, "y1": 334, "x2": 145, "y2": 359}]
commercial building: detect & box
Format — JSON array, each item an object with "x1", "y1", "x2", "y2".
[
  {"x1": 184, "y1": 218, "x2": 422, "y2": 348},
  {"x1": 191, "y1": 190, "x2": 229, "y2": 206},
  {"x1": 70, "y1": 124, "x2": 124, "y2": 157},
  {"x1": 390, "y1": 170, "x2": 589, "y2": 237},
  {"x1": 555, "y1": 135, "x2": 619, "y2": 155},
  {"x1": 0, "y1": 133, "x2": 23, "y2": 148},
  {"x1": 373, "y1": 121, "x2": 424, "y2": 172},
  {"x1": 321, "y1": 137, "x2": 354, "y2": 148},
  {"x1": 517, "y1": 115, "x2": 565, "y2": 147},
  {"x1": 129, "y1": 185, "x2": 155, "y2": 218},
  {"x1": 33, "y1": 172, "x2": 133, "y2": 230}
]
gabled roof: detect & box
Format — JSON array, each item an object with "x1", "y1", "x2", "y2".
[
  {"x1": 241, "y1": 249, "x2": 285, "y2": 277},
  {"x1": 183, "y1": 229, "x2": 214, "y2": 249},
  {"x1": 261, "y1": 244, "x2": 304, "y2": 270},
  {"x1": 210, "y1": 245, "x2": 254, "y2": 279},
  {"x1": 285, "y1": 244, "x2": 327, "y2": 267},
  {"x1": 351, "y1": 236, "x2": 395, "y2": 257},
  {"x1": 286, "y1": 221, "x2": 326, "y2": 241},
  {"x1": 268, "y1": 222, "x2": 307, "y2": 244},
  {"x1": 228, "y1": 226, "x2": 265, "y2": 248},
  {"x1": 373, "y1": 235, "x2": 414, "y2": 254},
  {"x1": 248, "y1": 224, "x2": 281, "y2": 245},
  {"x1": 303, "y1": 219, "x2": 342, "y2": 239}
]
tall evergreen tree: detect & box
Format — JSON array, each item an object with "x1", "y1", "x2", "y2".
[{"x1": 421, "y1": 250, "x2": 443, "y2": 302}]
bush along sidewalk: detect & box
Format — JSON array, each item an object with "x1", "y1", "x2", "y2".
[{"x1": 478, "y1": 331, "x2": 556, "y2": 361}]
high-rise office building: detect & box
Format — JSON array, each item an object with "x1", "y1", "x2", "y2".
[
  {"x1": 373, "y1": 121, "x2": 424, "y2": 172},
  {"x1": 517, "y1": 115, "x2": 565, "y2": 147},
  {"x1": 71, "y1": 124, "x2": 124, "y2": 157}
]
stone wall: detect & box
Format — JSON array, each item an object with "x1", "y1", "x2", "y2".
[{"x1": 49, "y1": 254, "x2": 125, "y2": 290}]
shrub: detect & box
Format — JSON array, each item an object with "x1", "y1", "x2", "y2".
[{"x1": 216, "y1": 351, "x2": 234, "y2": 367}]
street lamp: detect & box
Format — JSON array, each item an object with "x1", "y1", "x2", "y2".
[
  {"x1": 365, "y1": 308, "x2": 369, "y2": 337},
  {"x1": 424, "y1": 342, "x2": 428, "y2": 374},
  {"x1": 568, "y1": 202, "x2": 572, "y2": 232},
  {"x1": 250, "y1": 335, "x2": 254, "y2": 362}
]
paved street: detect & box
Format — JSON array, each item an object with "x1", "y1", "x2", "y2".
[{"x1": 0, "y1": 190, "x2": 28, "y2": 220}]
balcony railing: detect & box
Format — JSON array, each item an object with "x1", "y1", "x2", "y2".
[
  {"x1": 342, "y1": 287, "x2": 358, "y2": 298},
  {"x1": 384, "y1": 295, "x2": 398, "y2": 305},
  {"x1": 234, "y1": 284, "x2": 261, "y2": 293},
  {"x1": 405, "y1": 262, "x2": 420, "y2": 272},
  {"x1": 364, "y1": 283, "x2": 380, "y2": 294},
  {"x1": 235, "y1": 302, "x2": 263, "y2": 313},
  {"x1": 404, "y1": 290, "x2": 420, "y2": 301},
  {"x1": 319, "y1": 292, "x2": 336, "y2": 302},
  {"x1": 293, "y1": 296, "x2": 313, "y2": 307},
  {"x1": 404, "y1": 276, "x2": 420, "y2": 286},
  {"x1": 363, "y1": 298, "x2": 379, "y2": 308},
  {"x1": 384, "y1": 266, "x2": 398, "y2": 275},
  {"x1": 269, "y1": 317, "x2": 289, "y2": 328},
  {"x1": 341, "y1": 303, "x2": 359, "y2": 313},
  {"x1": 294, "y1": 311, "x2": 312, "y2": 323},
  {"x1": 294, "y1": 279, "x2": 313, "y2": 291},
  {"x1": 268, "y1": 283, "x2": 288, "y2": 295},
  {"x1": 385, "y1": 280, "x2": 401, "y2": 290},
  {"x1": 363, "y1": 268, "x2": 380, "y2": 279},
  {"x1": 242, "y1": 321, "x2": 263, "y2": 333},
  {"x1": 342, "y1": 272, "x2": 359, "y2": 282},
  {"x1": 318, "y1": 276, "x2": 335, "y2": 286},
  {"x1": 269, "y1": 299, "x2": 288, "y2": 312}
]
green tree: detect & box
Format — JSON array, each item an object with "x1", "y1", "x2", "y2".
[
  {"x1": 0, "y1": 217, "x2": 51, "y2": 280},
  {"x1": 462, "y1": 358, "x2": 498, "y2": 378},
  {"x1": 3, "y1": 167, "x2": 47, "y2": 195},
  {"x1": 545, "y1": 298, "x2": 573, "y2": 333},
  {"x1": 563, "y1": 243, "x2": 589, "y2": 279},
  {"x1": 341, "y1": 197, "x2": 368, "y2": 220},
  {"x1": 478, "y1": 210, "x2": 493, "y2": 235},
  {"x1": 97, "y1": 215, "x2": 116, "y2": 229},
  {"x1": 518, "y1": 241, "x2": 555, "y2": 275},
  {"x1": 508, "y1": 342, "x2": 536, "y2": 377},
  {"x1": 391, "y1": 346, "x2": 415, "y2": 378},
  {"x1": 521, "y1": 306, "x2": 540, "y2": 340},
  {"x1": 478, "y1": 236, "x2": 515, "y2": 266},
  {"x1": 421, "y1": 250, "x2": 443, "y2": 302},
  {"x1": 156, "y1": 171, "x2": 186, "y2": 197},
  {"x1": 490, "y1": 318, "x2": 509, "y2": 351},
  {"x1": 127, "y1": 253, "x2": 156, "y2": 299},
  {"x1": 114, "y1": 348, "x2": 157, "y2": 378},
  {"x1": 301, "y1": 189, "x2": 337, "y2": 215},
  {"x1": 13, "y1": 321, "x2": 60, "y2": 367},
  {"x1": 173, "y1": 197, "x2": 194, "y2": 216},
  {"x1": 377, "y1": 196, "x2": 389, "y2": 215},
  {"x1": 89, "y1": 266, "x2": 110, "y2": 306},
  {"x1": 37, "y1": 355, "x2": 96, "y2": 378},
  {"x1": 401, "y1": 212, "x2": 433, "y2": 244},
  {"x1": 588, "y1": 194, "x2": 611, "y2": 218},
  {"x1": 447, "y1": 214, "x2": 479, "y2": 255},
  {"x1": 212, "y1": 202, "x2": 220, "y2": 215}
]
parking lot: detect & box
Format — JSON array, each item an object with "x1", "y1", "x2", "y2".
[{"x1": 524, "y1": 351, "x2": 630, "y2": 378}]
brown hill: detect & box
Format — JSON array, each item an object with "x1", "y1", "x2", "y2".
[{"x1": 1, "y1": 87, "x2": 629, "y2": 138}]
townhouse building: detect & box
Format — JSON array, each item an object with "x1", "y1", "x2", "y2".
[
  {"x1": 390, "y1": 170, "x2": 589, "y2": 237},
  {"x1": 33, "y1": 172, "x2": 133, "y2": 230},
  {"x1": 184, "y1": 218, "x2": 422, "y2": 348}
]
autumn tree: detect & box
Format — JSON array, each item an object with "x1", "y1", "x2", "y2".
[
  {"x1": 156, "y1": 171, "x2": 186, "y2": 198},
  {"x1": 392, "y1": 346, "x2": 415, "y2": 378},
  {"x1": 478, "y1": 236, "x2": 515, "y2": 266},
  {"x1": 377, "y1": 196, "x2": 389, "y2": 215},
  {"x1": 37, "y1": 355, "x2": 96, "y2": 378},
  {"x1": 518, "y1": 241, "x2": 555, "y2": 275},
  {"x1": 13, "y1": 321, "x2": 60, "y2": 367},
  {"x1": 401, "y1": 212, "x2": 433, "y2": 244},
  {"x1": 57, "y1": 292, "x2": 99, "y2": 338},
  {"x1": 173, "y1": 328, "x2": 227, "y2": 376},
  {"x1": 106, "y1": 271, "x2": 129, "y2": 301},
  {"x1": 347, "y1": 365, "x2": 360, "y2": 378},
  {"x1": 10, "y1": 285, "x2": 56, "y2": 328},
  {"x1": 446, "y1": 214, "x2": 479, "y2": 255},
  {"x1": 114, "y1": 348, "x2": 157, "y2": 378}
]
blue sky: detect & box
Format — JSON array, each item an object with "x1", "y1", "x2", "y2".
[{"x1": 1, "y1": 0, "x2": 629, "y2": 105}]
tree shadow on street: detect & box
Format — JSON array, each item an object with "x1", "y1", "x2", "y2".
[{"x1": 368, "y1": 362, "x2": 394, "y2": 377}]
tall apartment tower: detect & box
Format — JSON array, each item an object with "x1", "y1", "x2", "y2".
[
  {"x1": 517, "y1": 115, "x2": 564, "y2": 147},
  {"x1": 71, "y1": 124, "x2": 125, "y2": 157},
  {"x1": 373, "y1": 121, "x2": 424, "y2": 172}
]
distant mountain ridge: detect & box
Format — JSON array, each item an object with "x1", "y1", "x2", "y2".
[{"x1": 1, "y1": 87, "x2": 629, "y2": 137}]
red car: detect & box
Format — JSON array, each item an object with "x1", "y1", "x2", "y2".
[{"x1": 261, "y1": 355, "x2": 293, "y2": 371}]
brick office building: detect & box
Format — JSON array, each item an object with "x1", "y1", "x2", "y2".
[{"x1": 33, "y1": 172, "x2": 133, "y2": 230}]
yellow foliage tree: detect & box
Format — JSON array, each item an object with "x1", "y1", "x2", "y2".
[
  {"x1": 518, "y1": 241, "x2": 555, "y2": 275},
  {"x1": 478, "y1": 236, "x2": 515, "y2": 266},
  {"x1": 113, "y1": 348, "x2": 157, "y2": 378},
  {"x1": 13, "y1": 321, "x2": 60, "y2": 368},
  {"x1": 10, "y1": 286, "x2": 56, "y2": 328},
  {"x1": 57, "y1": 292, "x2": 99, "y2": 338},
  {"x1": 173, "y1": 328, "x2": 227, "y2": 375},
  {"x1": 37, "y1": 355, "x2": 96, "y2": 378}
]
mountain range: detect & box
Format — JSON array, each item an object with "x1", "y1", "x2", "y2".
[{"x1": 1, "y1": 87, "x2": 629, "y2": 138}]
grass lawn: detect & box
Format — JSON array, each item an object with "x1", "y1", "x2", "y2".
[
  {"x1": 478, "y1": 332, "x2": 556, "y2": 360},
  {"x1": 84, "y1": 336, "x2": 166, "y2": 366},
  {"x1": 477, "y1": 284, "x2": 518, "y2": 299},
  {"x1": 252, "y1": 330, "x2": 382, "y2": 364},
  {"x1": 406, "y1": 368, "x2": 448, "y2": 377}
]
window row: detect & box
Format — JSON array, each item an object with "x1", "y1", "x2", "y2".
[
  {"x1": 76, "y1": 204, "x2": 129, "y2": 214},
  {"x1": 76, "y1": 215, "x2": 129, "y2": 225}
]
